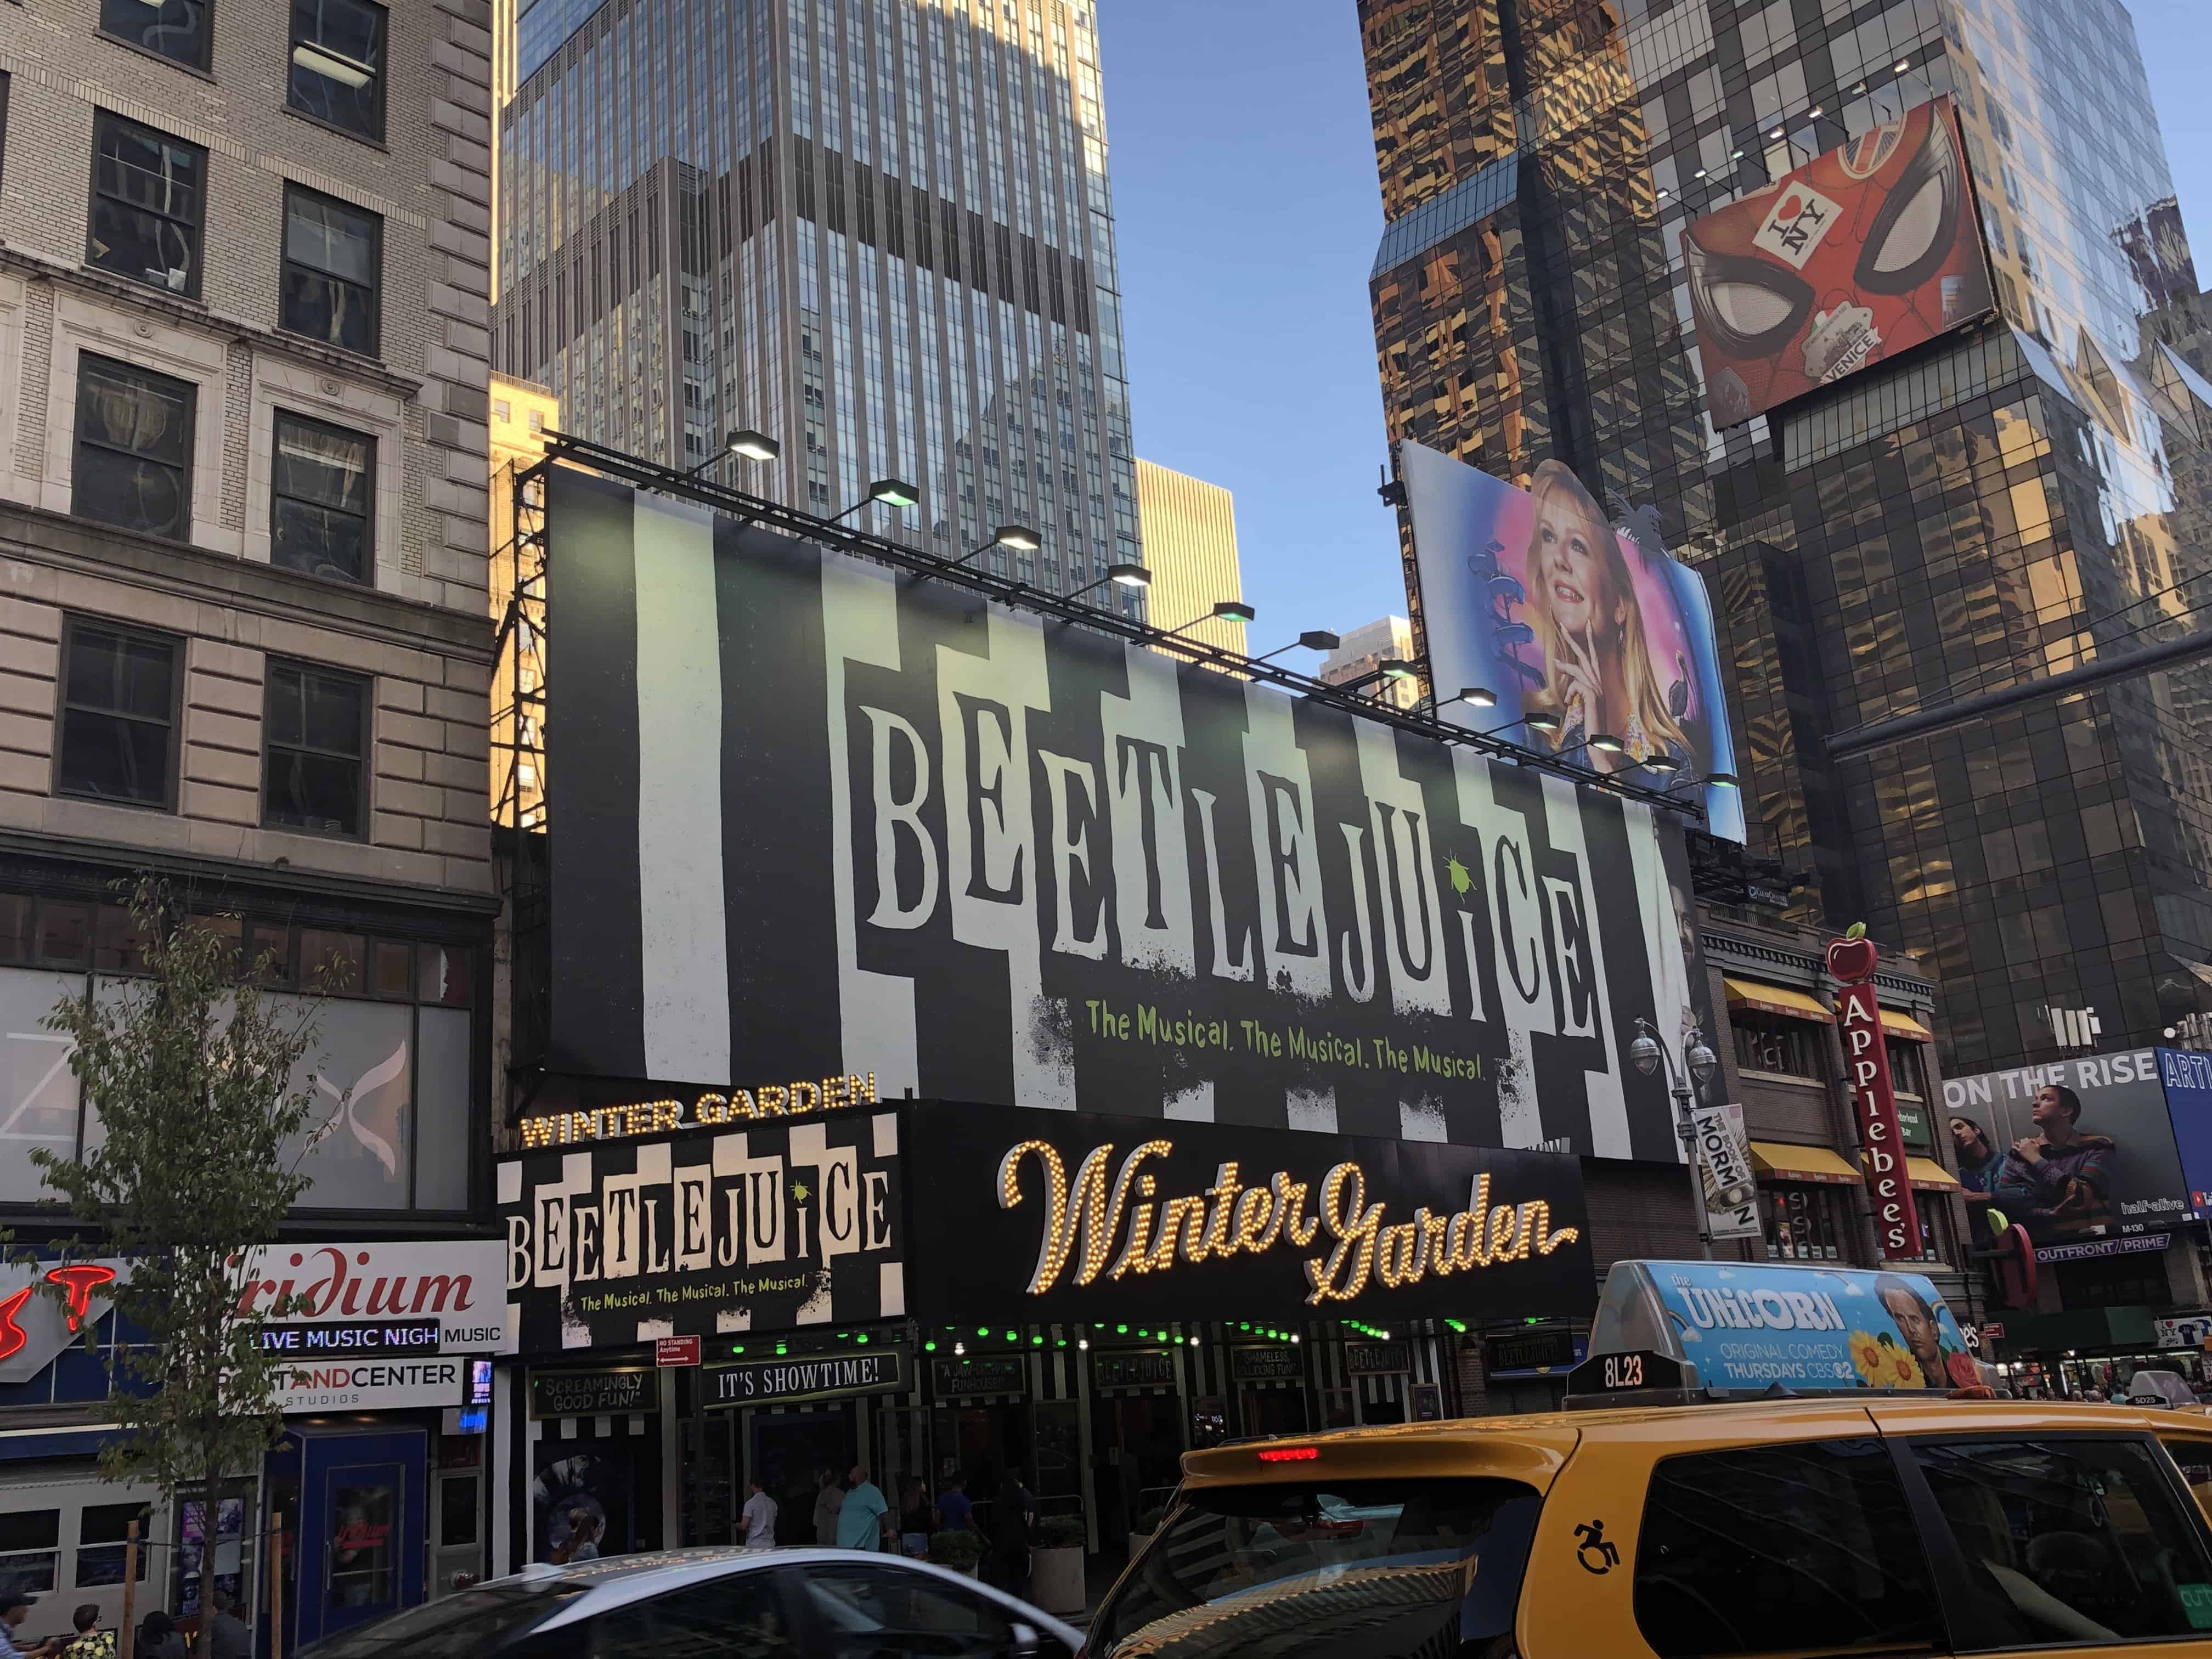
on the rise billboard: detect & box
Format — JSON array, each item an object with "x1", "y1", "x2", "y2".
[
  {"x1": 1400, "y1": 441, "x2": 1745, "y2": 843},
  {"x1": 544, "y1": 467, "x2": 1712, "y2": 1161},
  {"x1": 1683, "y1": 96, "x2": 1995, "y2": 425},
  {"x1": 1940, "y1": 1049, "x2": 2196, "y2": 1249}
]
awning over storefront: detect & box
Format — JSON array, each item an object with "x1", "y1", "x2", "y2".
[
  {"x1": 1904, "y1": 1156, "x2": 1963, "y2": 1192},
  {"x1": 1880, "y1": 1007, "x2": 1935, "y2": 1041},
  {"x1": 1751, "y1": 1141, "x2": 1863, "y2": 1184},
  {"x1": 1724, "y1": 977, "x2": 1834, "y2": 1023}
]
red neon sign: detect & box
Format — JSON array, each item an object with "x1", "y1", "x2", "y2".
[
  {"x1": 0, "y1": 1286, "x2": 31, "y2": 1363},
  {"x1": 45, "y1": 1264, "x2": 118, "y2": 1331}
]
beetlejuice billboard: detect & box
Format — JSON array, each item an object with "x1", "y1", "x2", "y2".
[
  {"x1": 542, "y1": 466, "x2": 1713, "y2": 1160},
  {"x1": 1401, "y1": 442, "x2": 1745, "y2": 842}
]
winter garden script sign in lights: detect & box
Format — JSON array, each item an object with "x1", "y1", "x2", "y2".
[
  {"x1": 1000, "y1": 1138, "x2": 1580, "y2": 1304},
  {"x1": 911, "y1": 1102, "x2": 1596, "y2": 1323}
]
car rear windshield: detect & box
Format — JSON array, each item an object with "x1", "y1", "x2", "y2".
[
  {"x1": 1088, "y1": 1477, "x2": 1541, "y2": 1659},
  {"x1": 301, "y1": 1577, "x2": 586, "y2": 1659}
]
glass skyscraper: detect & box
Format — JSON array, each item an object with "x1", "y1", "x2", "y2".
[
  {"x1": 1363, "y1": 0, "x2": 2212, "y2": 1073},
  {"x1": 493, "y1": 0, "x2": 1144, "y2": 604}
]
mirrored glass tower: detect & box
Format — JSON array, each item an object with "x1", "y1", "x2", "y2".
[{"x1": 494, "y1": 0, "x2": 1144, "y2": 607}]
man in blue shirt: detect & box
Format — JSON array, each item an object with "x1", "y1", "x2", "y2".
[
  {"x1": 936, "y1": 1475, "x2": 974, "y2": 1533},
  {"x1": 1, "y1": 1594, "x2": 60, "y2": 1659},
  {"x1": 836, "y1": 1464, "x2": 892, "y2": 1551}
]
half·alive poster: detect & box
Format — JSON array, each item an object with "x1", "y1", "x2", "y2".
[{"x1": 1400, "y1": 441, "x2": 1745, "y2": 843}]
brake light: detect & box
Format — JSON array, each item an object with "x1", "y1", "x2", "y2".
[{"x1": 1257, "y1": 1446, "x2": 1319, "y2": 1462}]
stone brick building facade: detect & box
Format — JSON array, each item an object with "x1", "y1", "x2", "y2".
[{"x1": 0, "y1": 0, "x2": 500, "y2": 1227}]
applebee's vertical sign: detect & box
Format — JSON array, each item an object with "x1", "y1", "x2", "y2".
[{"x1": 1829, "y1": 926, "x2": 1921, "y2": 1260}]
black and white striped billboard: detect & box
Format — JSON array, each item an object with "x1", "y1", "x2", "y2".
[{"x1": 545, "y1": 466, "x2": 1711, "y2": 1160}]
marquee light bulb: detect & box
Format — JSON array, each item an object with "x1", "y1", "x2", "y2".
[
  {"x1": 954, "y1": 1342, "x2": 966, "y2": 1356},
  {"x1": 1078, "y1": 1338, "x2": 1090, "y2": 1351}
]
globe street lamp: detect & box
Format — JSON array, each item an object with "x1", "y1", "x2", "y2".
[{"x1": 1630, "y1": 1015, "x2": 1721, "y2": 1257}]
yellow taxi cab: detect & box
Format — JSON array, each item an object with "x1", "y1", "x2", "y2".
[{"x1": 1084, "y1": 1262, "x2": 2212, "y2": 1659}]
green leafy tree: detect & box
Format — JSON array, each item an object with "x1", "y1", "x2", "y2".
[{"x1": 26, "y1": 877, "x2": 341, "y2": 1613}]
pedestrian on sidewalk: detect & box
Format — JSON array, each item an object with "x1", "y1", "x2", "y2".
[
  {"x1": 812, "y1": 1469, "x2": 845, "y2": 1545},
  {"x1": 937, "y1": 1475, "x2": 974, "y2": 1534},
  {"x1": 837, "y1": 1465, "x2": 892, "y2": 1551},
  {"x1": 898, "y1": 1479, "x2": 934, "y2": 1558},
  {"x1": 61, "y1": 1606, "x2": 113, "y2": 1659},
  {"x1": 204, "y1": 1592, "x2": 251, "y2": 1659},
  {"x1": 740, "y1": 1475, "x2": 778, "y2": 1549},
  {"x1": 983, "y1": 1473, "x2": 1032, "y2": 1601}
]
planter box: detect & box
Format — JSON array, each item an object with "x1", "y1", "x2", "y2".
[{"x1": 1031, "y1": 1545, "x2": 1085, "y2": 1615}]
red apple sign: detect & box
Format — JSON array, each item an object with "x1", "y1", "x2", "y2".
[{"x1": 1826, "y1": 924, "x2": 1877, "y2": 985}]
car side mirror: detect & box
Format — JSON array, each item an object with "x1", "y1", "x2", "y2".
[{"x1": 1011, "y1": 1621, "x2": 1042, "y2": 1658}]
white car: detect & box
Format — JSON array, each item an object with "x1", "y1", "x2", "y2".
[{"x1": 300, "y1": 1547, "x2": 1085, "y2": 1659}]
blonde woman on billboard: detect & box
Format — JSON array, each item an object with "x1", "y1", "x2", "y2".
[{"x1": 1522, "y1": 459, "x2": 1691, "y2": 776}]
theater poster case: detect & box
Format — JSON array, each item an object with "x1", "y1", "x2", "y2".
[
  {"x1": 499, "y1": 1103, "x2": 906, "y2": 1352},
  {"x1": 543, "y1": 467, "x2": 1714, "y2": 1166}
]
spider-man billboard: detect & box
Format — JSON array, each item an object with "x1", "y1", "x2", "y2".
[
  {"x1": 1683, "y1": 97, "x2": 1995, "y2": 425},
  {"x1": 1400, "y1": 441, "x2": 1744, "y2": 843}
]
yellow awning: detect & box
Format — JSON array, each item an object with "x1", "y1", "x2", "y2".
[
  {"x1": 1750, "y1": 1141, "x2": 1862, "y2": 1185},
  {"x1": 1724, "y1": 977, "x2": 1835, "y2": 1024},
  {"x1": 1905, "y1": 1156, "x2": 1963, "y2": 1192},
  {"x1": 1881, "y1": 1007, "x2": 1935, "y2": 1042}
]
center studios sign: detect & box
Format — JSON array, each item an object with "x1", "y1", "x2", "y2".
[
  {"x1": 500, "y1": 1108, "x2": 904, "y2": 1352},
  {"x1": 547, "y1": 470, "x2": 1709, "y2": 1160}
]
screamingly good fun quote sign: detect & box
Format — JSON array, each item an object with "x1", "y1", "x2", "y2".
[
  {"x1": 498, "y1": 1106, "x2": 904, "y2": 1353},
  {"x1": 545, "y1": 468, "x2": 1711, "y2": 1162},
  {"x1": 903, "y1": 1101, "x2": 1596, "y2": 1324}
]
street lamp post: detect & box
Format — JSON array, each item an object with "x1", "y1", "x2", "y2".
[{"x1": 1629, "y1": 1016, "x2": 1721, "y2": 1259}]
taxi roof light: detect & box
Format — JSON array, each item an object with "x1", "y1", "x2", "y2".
[{"x1": 1256, "y1": 1446, "x2": 1321, "y2": 1462}]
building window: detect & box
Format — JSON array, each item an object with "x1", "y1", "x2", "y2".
[
  {"x1": 289, "y1": 0, "x2": 386, "y2": 142},
  {"x1": 1732, "y1": 1012, "x2": 1821, "y2": 1079},
  {"x1": 1886, "y1": 1037, "x2": 1928, "y2": 1097},
  {"x1": 1761, "y1": 1182, "x2": 1846, "y2": 1260},
  {"x1": 55, "y1": 620, "x2": 180, "y2": 809},
  {"x1": 262, "y1": 662, "x2": 368, "y2": 838},
  {"x1": 281, "y1": 185, "x2": 381, "y2": 357},
  {"x1": 87, "y1": 111, "x2": 206, "y2": 296},
  {"x1": 1909, "y1": 1198, "x2": 1958, "y2": 1266},
  {"x1": 99, "y1": 0, "x2": 210, "y2": 72},
  {"x1": 272, "y1": 411, "x2": 374, "y2": 583},
  {"x1": 0, "y1": 1511, "x2": 59, "y2": 1596},
  {"x1": 73, "y1": 356, "x2": 196, "y2": 543}
]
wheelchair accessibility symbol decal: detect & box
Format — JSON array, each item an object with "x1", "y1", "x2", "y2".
[{"x1": 1575, "y1": 1519, "x2": 1619, "y2": 1575}]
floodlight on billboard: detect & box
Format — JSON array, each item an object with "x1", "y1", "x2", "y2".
[
  {"x1": 1399, "y1": 441, "x2": 1746, "y2": 843},
  {"x1": 1682, "y1": 97, "x2": 1995, "y2": 425}
]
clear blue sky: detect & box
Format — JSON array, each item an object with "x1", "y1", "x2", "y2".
[{"x1": 1099, "y1": 0, "x2": 2212, "y2": 653}]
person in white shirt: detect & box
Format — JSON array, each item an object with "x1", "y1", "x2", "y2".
[{"x1": 741, "y1": 1475, "x2": 778, "y2": 1549}]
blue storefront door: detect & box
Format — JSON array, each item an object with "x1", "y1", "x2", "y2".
[{"x1": 280, "y1": 1428, "x2": 427, "y2": 1648}]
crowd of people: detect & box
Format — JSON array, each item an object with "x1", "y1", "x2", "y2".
[
  {"x1": 0, "y1": 1590, "x2": 252, "y2": 1659},
  {"x1": 736, "y1": 1464, "x2": 1043, "y2": 1594}
]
